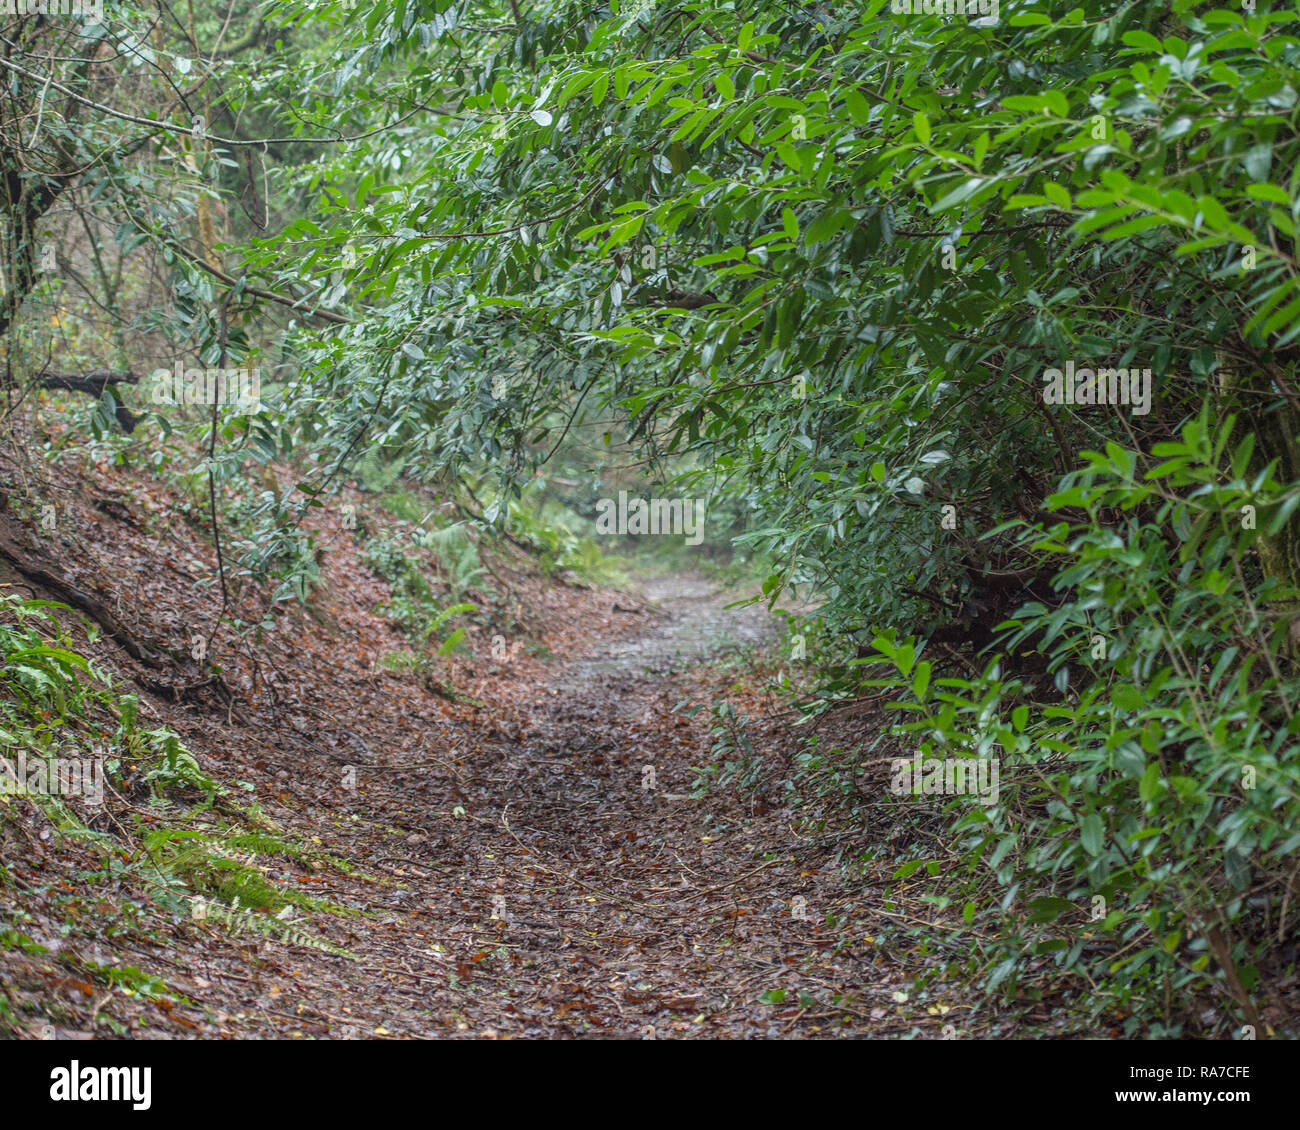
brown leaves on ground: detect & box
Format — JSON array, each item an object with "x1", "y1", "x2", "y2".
[{"x1": 0, "y1": 434, "x2": 952, "y2": 1040}]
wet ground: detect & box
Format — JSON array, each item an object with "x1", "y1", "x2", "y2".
[{"x1": 549, "y1": 574, "x2": 777, "y2": 694}]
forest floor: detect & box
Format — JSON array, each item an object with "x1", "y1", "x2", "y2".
[
  {"x1": 0, "y1": 433, "x2": 1038, "y2": 1040},
  {"x1": 194, "y1": 573, "x2": 933, "y2": 1040}
]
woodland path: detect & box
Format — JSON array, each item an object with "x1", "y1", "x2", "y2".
[{"x1": 158, "y1": 575, "x2": 914, "y2": 1039}]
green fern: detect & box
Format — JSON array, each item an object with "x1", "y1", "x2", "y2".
[
  {"x1": 142, "y1": 728, "x2": 219, "y2": 796},
  {"x1": 193, "y1": 896, "x2": 355, "y2": 958}
]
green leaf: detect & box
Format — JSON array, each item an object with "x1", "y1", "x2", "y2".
[
  {"x1": 1080, "y1": 814, "x2": 1105, "y2": 856},
  {"x1": 930, "y1": 178, "x2": 986, "y2": 213},
  {"x1": 912, "y1": 660, "x2": 931, "y2": 700},
  {"x1": 1121, "y1": 30, "x2": 1163, "y2": 51},
  {"x1": 845, "y1": 89, "x2": 870, "y2": 126},
  {"x1": 1243, "y1": 143, "x2": 1272, "y2": 182},
  {"x1": 1027, "y1": 897, "x2": 1076, "y2": 922},
  {"x1": 805, "y1": 207, "x2": 849, "y2": 246},
  {"x1": 1139, "y1": 762, "x2": 1162, "y2": 803},
  {"x1": 1043, "y1": 182, "x2": 1071, "y2": 210}
]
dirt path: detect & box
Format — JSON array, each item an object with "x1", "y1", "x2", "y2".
[
  {"x1": 212, "y1": 576, "x2": 903, "y2": 1039},
  {"x1": 3, "y1": 543, "x2": 918, "y2": 1040}
]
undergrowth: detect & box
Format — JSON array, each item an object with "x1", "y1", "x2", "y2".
[{"x1": 0, "y1": 593, "x2": 358, "y2": 1030}]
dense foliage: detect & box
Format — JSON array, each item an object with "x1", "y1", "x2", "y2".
[{"x1": 4, "y1": 0, "x2": 1299, "y2": 1032}]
